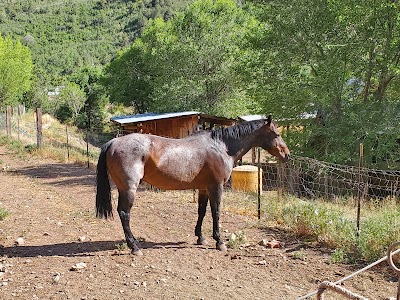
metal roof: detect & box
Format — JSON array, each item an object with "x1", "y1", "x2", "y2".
[
  {"x1": 238, "y1": 115, "x2": 267, "y2": 122},
  {"x1": 111, "y1": 111, "x2": 200, "y2": 124},
  {"x1": 239, "y1": 113, "x2": 317, "y2": 122}
]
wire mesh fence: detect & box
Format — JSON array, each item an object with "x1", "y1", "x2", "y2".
[
  {"x1": 1, "y1": 106, "x2": 399, "y2": 202},
  {"x1": 0, "y1": 107, "x2": 100, "y2": 166},
  {"x1": 230, "y1": 155, "x2": 399, "y2": 202}
]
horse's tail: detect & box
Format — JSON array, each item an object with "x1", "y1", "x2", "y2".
[{"x1": 96, "y1": 140, "x2": 113, "y2": 219}]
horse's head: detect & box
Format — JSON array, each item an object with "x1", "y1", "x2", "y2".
[{"x1": 259, "y1": 115, "x2": 290, "y2": 162}]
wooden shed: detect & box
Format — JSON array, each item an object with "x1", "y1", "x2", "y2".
[{"x1": 111, "y1": 111, "x2": 236, "y2": 138}]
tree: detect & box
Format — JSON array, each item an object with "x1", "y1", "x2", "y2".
[
  {"x1": 71, "y1": 66, "x2": 109, "y2": 130},
  {"x1": 250, "y1": 0, "x2": 400, "y2": 167},
  {"x1": 102, "y1": 40, "x2": 152, "y2": 114},
  {"x1": 56, "y1": 82, "x2": 86, "y2": 124},
  {"x1": 0, "y1": 35, "x2": 33, "y2": 106},
  {"x1": 103, "y1": 0, "x2": 261, "y2": 117}
]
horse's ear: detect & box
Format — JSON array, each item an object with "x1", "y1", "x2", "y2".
[{"x1": 266, "y1": 114, "x2": 272, "y2": 125}]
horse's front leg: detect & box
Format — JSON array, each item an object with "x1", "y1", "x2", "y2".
[
  {"x1": 117, "y1": 189, "x2": 142, "y2": 255},
  {"x1": 195, "y1": 191, "x2": 208, "y2": 246},
  {"x1": 208, "y1": 184, "x2": 227, "y2": 251}
]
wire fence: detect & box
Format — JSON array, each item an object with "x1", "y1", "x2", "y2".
[
  {"x1": 260, "y1": 155, "x2": 400, "y2": 201},
  {"x1": 0, "y1": 107, "x2": 100, "y2": 166},
  {"x1": 1, "y1": 106, "x2": 399, "y2": 202}
]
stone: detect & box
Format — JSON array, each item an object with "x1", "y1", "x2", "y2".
[{"x1": 15, "y1": 237, "x2": 24, "y2": 246}]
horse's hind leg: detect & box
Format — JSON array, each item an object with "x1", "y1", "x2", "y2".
[
  {"x1": 117, "y1": 188, "x2": 142, "y2": 255},
  {"x1": 195, "y1": 190, "x2": 208, "y2": 246},
  {"x1": 208, "y1": 184, "x2": 227, "y2": 251}
]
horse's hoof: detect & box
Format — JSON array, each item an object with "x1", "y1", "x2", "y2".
[
  {"x1": 216, "y1": 242, "x2": 227, "y2": 252},
  {"x1": 132, "y1": 249, "x2": 143, "y2": 256},
  {"x1": 197, "y1": 237, "x2": 208, "y2": 246}
]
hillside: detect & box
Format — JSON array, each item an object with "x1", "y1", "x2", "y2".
[{"x1": 0, "y1": 0, "x2": 192, "y2": 83}]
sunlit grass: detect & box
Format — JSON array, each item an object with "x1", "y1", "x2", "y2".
[
  {"x1": 0, "y1": 208, "x2": 9, "y2": 221},
  {"x1": 223, "y1": 190, "x2": 400, "y2": 263},
  {"x1": 1, "y1": 113, "x2": 100, "y2": 166}
]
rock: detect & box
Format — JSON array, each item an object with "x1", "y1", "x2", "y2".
[
  {"x1": 15, "y1": 237, "x2": 24, "y2": 246},
  {"x1": 256, "y1": 260, "x2": 267, "y2": 266},
  {"x1": 53, "y1": 273, "x2": 61, "y2": 283},
  {"x1": 259, "y1": 239, "x2": 282, "y2": 249},
  {"x1": 78, "y1": 236, "x2": 86, "y2": 242},
  {"x1": 70, "y1": 262, "x2": 87, "y2": 271}
]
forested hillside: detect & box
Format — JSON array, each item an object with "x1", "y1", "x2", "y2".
[
  {"x1": 0, "y1": 0, "x2": 399, "y2": 168},
  {"x1": 0, "y1": 0, "x2": 192, "y2": 84}
]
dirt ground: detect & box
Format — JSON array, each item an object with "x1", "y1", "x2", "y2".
[{"x1": 0, "y1": 145, "x2": 398, "y2": 300}]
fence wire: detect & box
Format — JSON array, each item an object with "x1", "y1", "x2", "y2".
[
  {"x1": 1, "y1": 108, "x2": 399, "y2": 201},
  {"x1": 261, "y1": 155, "x2": 399, "y2": 201}
]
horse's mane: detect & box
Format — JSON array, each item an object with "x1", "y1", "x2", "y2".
[{"x1": 210, "y1": 119, "x2": 266, "y2": 140}]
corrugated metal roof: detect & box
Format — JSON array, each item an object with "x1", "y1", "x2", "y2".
[{"x1": 111, "y1": 111, "x2": 200, "y2": 124}]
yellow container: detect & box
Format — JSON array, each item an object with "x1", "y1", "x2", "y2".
[{"x1": 231, "y1": 165, "x2": 262, "y2": 193}]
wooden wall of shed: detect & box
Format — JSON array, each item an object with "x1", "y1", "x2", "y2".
[{"x1": 121, "y1": 115, "x2": 198, "y2": 138}]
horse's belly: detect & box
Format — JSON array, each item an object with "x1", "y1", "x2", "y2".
[{"x1": 142, "y1": 172, "x2": 205, "y2": 190}]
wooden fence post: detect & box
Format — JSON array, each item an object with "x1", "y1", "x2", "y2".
[
  {"x1": 36, "y1": 108, "x2": 42, "y2": 148},
  {"x1": 6, "y1": 106, "x2": 11, "y2": 135},
  {"x1": 66, "y1": 125, "x2": 70, "y2": 162},
  {"x1": 356, "y1": 143, "x2": 364, "y2": 235}
]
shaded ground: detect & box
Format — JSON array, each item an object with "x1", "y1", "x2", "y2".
[{"x1": 0, "y1": 145, "x2": 398, "y2": 300}]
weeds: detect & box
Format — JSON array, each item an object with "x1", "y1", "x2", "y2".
[
  {"x1": 225, "y1": 191, "x2": 400, "y2": 264},
  {"x1": 227, "y1": 230, "x2": 248, "y2": 250},
  {"x1": 0, "y1": 208, "x2": 9, "y2": 220}
]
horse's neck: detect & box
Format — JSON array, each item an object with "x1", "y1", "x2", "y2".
[{"x1": 224, "y1": 133, "x2": 258, "y2": 161}]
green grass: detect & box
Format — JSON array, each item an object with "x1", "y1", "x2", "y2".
[
  {"x1": 0, "y1": 208, "x2": 9, "y2": 220},
  {"x1": 0, "y1": 112, "x2": 101, "y2": 166},
  {"x1": 226, "y1": 230, "x2": 248, "y2": 250},
  {"x1": 224, "y1": 191, "x2": 400, "y2": 264}
]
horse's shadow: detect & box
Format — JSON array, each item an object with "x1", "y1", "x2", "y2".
[{"x1": 0, "y1": 240, "x2": 188, "y2": 258}]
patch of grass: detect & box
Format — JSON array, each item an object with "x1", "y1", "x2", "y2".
[
  {"x1": 0, "y1": 135, "x2": 26, "y2": 157},
  {"x1": 0, "y1": 112, "x2": 101, "y2": 167},
  {"x1": 292, "y1": 249, "x2": 306, "y2": 260},
  {"x1": 331, "y1": 248, "x2": 346, "y2": 263},
  {"x1": 227, "y1": 230, "x2": 247, "y2": 250},
  {"x1": 226, "y1": 190, "x2": 400, "y2": 263},
  {"x1": 0, "y1": 208, "x2": 9, "y2": 220},
  {"x1": 115, "y1": 242, "x2": 129, "y2": 251}
]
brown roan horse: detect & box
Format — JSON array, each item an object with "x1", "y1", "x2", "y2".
[{"x1": 96, "y1": 115, "x2": 290, "y2": 255}]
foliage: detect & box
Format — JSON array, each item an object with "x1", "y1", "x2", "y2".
[
  {"x1": 278, "y1": 196, "x2": 400, "y2": 263},
  {"x1": 71, "y1": 66, "x2": 109, "y2": 130},
  {"x1": 227, "y1": 230, "x2": 248, "y2": 250},
  {"x1": 0, "y1": 112, "x2": 101, "y2": 167},
  {"x1": 0, "y1": 0, "x2": 193, "y2": 86},
  {"x1": 223, "y1": 191, "x2": 400, "y2": 263},
  {"x1": 53, "y1": 82, "x2": 85, "y2": 125},
  {"x1": 0, "y1": 208, "x2": 9, "y2": 221},
  {"x1": 103, "y1": 0, "x2": 261, "y2": 117},
  {"x1": 0, "y1": 35, "x2": 33, "y2": 106},
  {"x1": 304, "y1": 101, "x2": 400, "y2": 168},
  {"x1": 249, "y1": 0, "x2": 400, "y2": 168}
]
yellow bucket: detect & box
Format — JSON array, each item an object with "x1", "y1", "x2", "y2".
[{"x1": 231, "y1": 165, "x2": 262, "y2": 193}]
